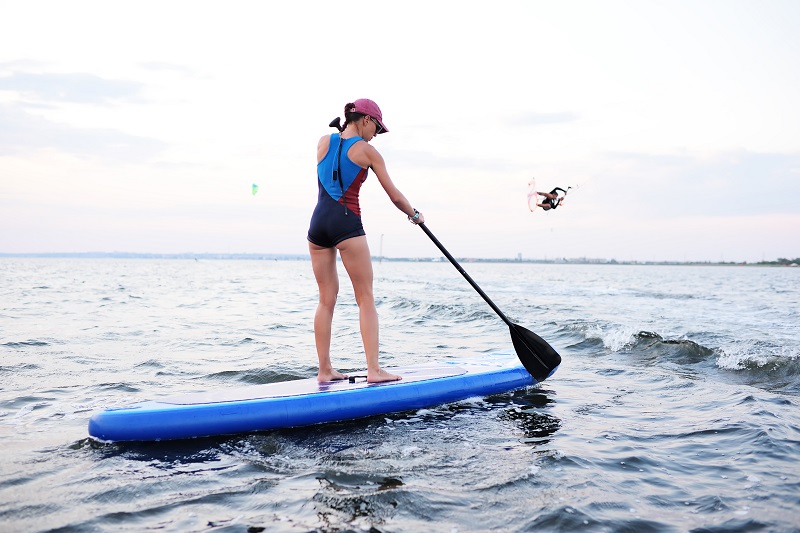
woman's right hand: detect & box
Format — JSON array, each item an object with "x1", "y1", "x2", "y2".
[{"x1": 408, "y1": 209, "x2": 424, "y2": 225}]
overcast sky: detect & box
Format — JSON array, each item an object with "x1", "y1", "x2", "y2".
[{"x1": 1, "y1": 0, "x2": 798, "y2": 262}]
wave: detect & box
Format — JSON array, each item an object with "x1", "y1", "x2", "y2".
[
  {"x1": 384, "y1": 296, "x2": 500, "y2": 326},
  {"x1": 626, "y1": 330, "x2": 715, "y2": 364},
  {"x1": 569, "y1": 323, "x2": 800, "y2": 394},
  {"x1": 2, "y1": 339, "x2": 51, "y2": 347},
  {"x1": 716, "y1": 339, "x2": 800, "y2": 371},
  {"x1": 203, "y1": 366, "x2": 308, "y2": 385},
  {"x1": 422, "y1": 303, "x2": 497, "y2": 322},
  {"x1": 0, "y1": 363, "x2": 41, "y2": 373}
]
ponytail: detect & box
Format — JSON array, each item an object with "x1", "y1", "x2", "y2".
[
  {"x1": 327, "y1": 102, "x2": 366, "y2": 132},
  {"x1": 344, "y1": 102, "x2": 366, "y2": 126}
]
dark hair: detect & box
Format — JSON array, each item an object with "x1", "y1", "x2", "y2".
[
  {"x1": 329, "y1": 103, "x2": 366, "y2": 133},
  {"x1": 343, "y1": 102, "x2": 366, "y2": 126}
]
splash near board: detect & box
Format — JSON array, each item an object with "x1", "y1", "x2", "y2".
[{"x1": 88, "y1": 352, "x2": 551, "y2": 442}]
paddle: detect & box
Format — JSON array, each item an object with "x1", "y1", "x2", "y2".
[{"x1": 417, "y1": 223, "x2": 561, "y2": 382}]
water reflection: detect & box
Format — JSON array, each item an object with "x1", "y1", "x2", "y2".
[
  {"x1": 313, "y1": 473, "x2": 404, "y2": 529},
  {"x1": 495, "y1": 387, "x2": 562, "y2": 445}
]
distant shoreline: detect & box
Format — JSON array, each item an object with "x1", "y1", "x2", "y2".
[{"x1": 1, "y1": 252, "x2": 797, "y2": 267}]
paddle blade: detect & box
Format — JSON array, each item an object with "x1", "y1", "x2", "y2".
[{"x1": 509, "y1": 324, "x2": 561, "y2": 382}]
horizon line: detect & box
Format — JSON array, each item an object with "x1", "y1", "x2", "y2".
[{"x1": 0, "y1": 251, "x2": 797, "y2": 266}]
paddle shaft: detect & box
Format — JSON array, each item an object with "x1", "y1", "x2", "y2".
[{"x1": 418, "y1": 223, "x2": 513, "y2": 328}]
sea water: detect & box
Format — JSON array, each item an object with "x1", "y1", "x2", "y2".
[{"x1": 1, "y1": 258, "x2": 798, "y2": 532}]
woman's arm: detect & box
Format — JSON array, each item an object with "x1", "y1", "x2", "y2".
[{"x1": 352, "y1": 142, "x2": 425, "y2": 224}]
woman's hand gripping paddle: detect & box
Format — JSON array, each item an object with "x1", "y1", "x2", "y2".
[{"x1": 418, "y1": 223, "x2": 561, "y2": 382}]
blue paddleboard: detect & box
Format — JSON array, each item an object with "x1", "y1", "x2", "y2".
[{"x1": 88, "y1": 352, "x2": 551, "y2": 442}]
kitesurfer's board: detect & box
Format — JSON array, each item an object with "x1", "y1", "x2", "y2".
[
  {"x1": 527, "y1": 177, "x2": 539, "y2": 212},
  {"x1": 88, "y1": 353, "x2": 543, "y2": 442}
]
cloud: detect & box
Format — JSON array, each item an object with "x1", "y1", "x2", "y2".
[
  {"x1": 384, "y1": 146, "x2": 515, "y2": 172},
  {"x1": 138, "y1": 62, "x2": 202, "y2": 78},
  {"x1": 0, "y1": 104, "x2": 165, "y2": 161},
  {"x1": 507, "y1": 112, "x2": 579, "y2": 127},
  {"x1": 0, "y1": 71, "x2": 144, "y2": 104},
  {"x1": 596, "y1": 150, "x2": 800, "y2": 218}
]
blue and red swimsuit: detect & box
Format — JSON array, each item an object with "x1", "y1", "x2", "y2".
[{"x1": 307, "y1": 134, "x2": 369, "y2": 248}]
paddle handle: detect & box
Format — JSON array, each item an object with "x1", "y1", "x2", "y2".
[{"x1": 418, "y1": 223, "x2": 513, "y2": 328}]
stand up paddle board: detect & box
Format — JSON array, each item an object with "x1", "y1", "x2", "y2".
[{"x1": 89, "y1": 352, "x2": 553, "y2": 442}]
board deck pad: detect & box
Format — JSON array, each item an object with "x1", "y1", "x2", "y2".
[{"x1": 165, "y1": 364, "x2": 467, "y2": 405}]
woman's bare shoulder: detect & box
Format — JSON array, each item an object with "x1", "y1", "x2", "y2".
[
  {"x1": 317, "y1": 134, "x2": 332, "y2": 161},
  {"x1": 348, "y1": 139, "x2": 381, "y2": 167}
]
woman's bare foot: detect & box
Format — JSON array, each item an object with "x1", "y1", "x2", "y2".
[
  {"x1": 317, "y1": 369, "x2": 348, "y2": 383},
  {"x1": 367, "y1": 368, "x2": 402, "y2": 383}
]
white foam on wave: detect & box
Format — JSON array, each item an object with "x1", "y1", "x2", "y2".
[
  {"x1": 716, "y1": 339, "x2": 799, "y2": 370},
  {"x1": 584, "y1": 323, "x2": 639, "y2": 352}
]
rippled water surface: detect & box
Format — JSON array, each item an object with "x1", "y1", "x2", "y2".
[{"x1": 1, "y1": 259, "x2": 799, "y2": 532}]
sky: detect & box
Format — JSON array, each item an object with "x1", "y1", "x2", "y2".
[{"x1": 1, "y1": 0, "x2": 798, "y2": 262}]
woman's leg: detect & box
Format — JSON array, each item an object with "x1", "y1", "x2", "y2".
[
  {"x1": 309, "y1": 242, "x2": 347, "y2": 382},
  {"x1": 337, "y1": 236, "x2": 401, "y2": 382}
]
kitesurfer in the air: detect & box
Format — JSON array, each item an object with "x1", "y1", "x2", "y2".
[{"x1": 535, "y1": 187, "x2": 570, "y2": 211}]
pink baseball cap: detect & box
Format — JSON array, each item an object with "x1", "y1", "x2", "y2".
[{"x1": 350, "y1": 98, "x2": 388, "y2": 134}]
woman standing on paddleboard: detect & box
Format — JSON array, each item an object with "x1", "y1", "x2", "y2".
[{"x1": 307, "y1": 99, "x2": 424, "y2": 383}]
